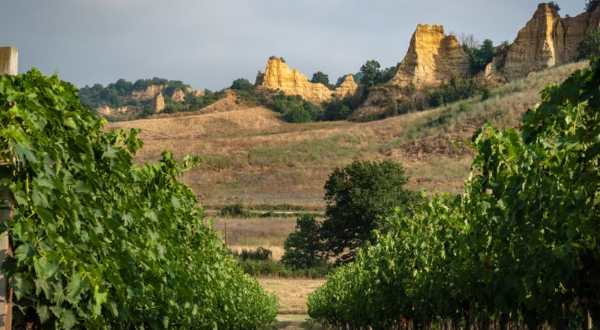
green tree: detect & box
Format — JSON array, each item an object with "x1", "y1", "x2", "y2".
[
  {"x1": 577, "y1": 28, "x2": 600, "y2": 60},
  {"x1": 359, "y1": 60, "x2": 383, "y2": 87},
  {"x1": 586, "y1": 0, "x2": 599, "y2": 12},
  {"x1": 381, "y1": 66, "x2": 397, "y2": 83},
  {"x1": 320, "y1": 160, "x2": 415, "y2": 263},
  {"x1": 468, "y1": 39, "x2": 496, "y2": 74},
  {"x1": 230, "y1": 77, "x2": 255, "y2": 91},
  {"x1": 548, "y1": 1, "x2": 560, "y2": 12},
  {"x1": 311, "y1": 71, "x2": 333, "y2": 89},
  {"x1": 281, "y1": 215, "x2": 326, "y2": 268}
]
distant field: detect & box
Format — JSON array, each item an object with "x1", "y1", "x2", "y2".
[
  {"x1": 211, "y1": 217, "x2": 296, "y2": 260},
  {"x1": 108, "y1": 61, "x2": 587, "y2": 208}
]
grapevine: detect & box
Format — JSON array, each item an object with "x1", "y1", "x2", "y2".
[{"x1": 0, "y1": 69, "x2": 277, "y2": 329}]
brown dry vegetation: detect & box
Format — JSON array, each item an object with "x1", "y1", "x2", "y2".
[
  {"x1": 107, "y1": 61, "x2": 587, "y2": 208},
  {"x1": 212, "y1": 217, "x2": 296, "y2": 247},
  {"x1": 259, "y1": 278, "x2": 326, "y2": 314}
]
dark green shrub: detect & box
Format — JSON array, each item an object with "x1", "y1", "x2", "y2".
[
  {"x1": 239, "y1": 260, "x2": 332, "y2": 279},
  {"x1": 429, "y1": 76, "x2": 485, "y2": 108},
  {"x1": 283, "y1": 105, "x2": 312, "y2": 123},
  {"x1": 481, "y1": 87, "x2": 492, "y2": 101},
  {"x1": 233, "y1": 247, "x2": 273, "y2": 261},
  {"x1": 220, "y1": 203, "x2": 251, "y2": 217},
  {"x1": 323, "y1": 96, "x2": 357, "y2": 121}
]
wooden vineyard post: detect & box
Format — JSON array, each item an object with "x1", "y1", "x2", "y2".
[
  {"x1": 0, "y1": 46, "x2": 18, "y2": 330},
  {"x1": 0, "y1": 48, "x2": 17, "y2": 76}
]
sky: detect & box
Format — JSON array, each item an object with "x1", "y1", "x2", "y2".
[{"x1": 1, "y1": 0, "x2": 588, "y2": 91}]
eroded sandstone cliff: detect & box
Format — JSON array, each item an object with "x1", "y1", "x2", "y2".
[
  {"x1": 501, "y1": 3, "x2": 600, "y2": 80},
  {"x1": 392, "y1": 24, "x2": 470, "y2": 88},
  {"x1": 172, "y1": 89, "x2": 186, "y2": 103},
  {"x1": 255, "y1": 56, "x2": 358, "y2": 104}
]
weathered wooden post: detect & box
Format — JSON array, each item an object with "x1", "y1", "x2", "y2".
[
  {"x1": 0, "y1": 48, "x2": 17, "y2": 76},
  {"x1": 0, "y1": 46, "x2": 17, "y2": 330}
]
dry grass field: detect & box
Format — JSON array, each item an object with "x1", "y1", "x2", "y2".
[
  {"x1": 107, "y1": 62, "x2": 586, "y2": 209},
  {"x1": 259, "y1": 278, "x2": 326, "y2": 314}
]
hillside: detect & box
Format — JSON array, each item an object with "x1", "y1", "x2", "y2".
[{"x1": 107, "y1": 61, "x2": 587, "y2": 209}]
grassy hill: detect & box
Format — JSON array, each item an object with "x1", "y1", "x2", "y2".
[{"x1": 107, "y1": 61, "x2": 587, "y2": 210}]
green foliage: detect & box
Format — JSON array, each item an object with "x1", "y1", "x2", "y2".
[
  {"x1": 271, "y1": 93, "x2": 320, "y2": 123},
  {"x1": 238, "y1": 260, "x2": 332, "y2": 279},
  {"x1": 283, "y1": 105, "x2": 313, "y2": 123},
  {"x1": 230, "y1": 78, "x2": 255, "y2": 91},
  {"x1": 468, "y1": 39, "x2": 496, "y2": 74},
  {"x1": 481, "y1": 86, "x2": 492, "y2": 101},
  {"x1": 233, "y1": 247, "x2": 273, "y2": 261},
  {"x1": 320, "y1": 160, "x2": 415, "y2": 263},
  {"x1": 281, "y1": 215, "x2": 326, "y2": 268},
  {"x1": 308, "y1": 57, "x2": 600, "y2": 329},
  {"x1": 220, "y1": 203, "x2": 251, "y2": 218},
  {"x1": 428, "y1": 76, "x2": 487, "y2": 108},
  {"x1": 310, "y1": 71, "x2": 333, "y2": 89},
  {"x1": 359, "y1": 60, "x2": 394, "y2": 87},
  {"x1": 79, "y1": 78, "x2": 225, "y2": 118},
  {"x1": 322, "y1": 96, "x2": 357, "y2": 121},
  {"x1": 162, "y1": 89, "x2": 225, "y2": 114},
  {"x1": 577, "y1": 28, "x2": 600, "y2": 61},
  {"x1": 586, "y1": 0, "x2": 599, "y2": 12},
  {"x1": 79, "y1": 77, "x2": 189, "y2": 110},
  {"x1": 0, "y1": 69, "x2": 277, "y2": 329},
  {"x1": 548, "y1": 1, "x2": 560, "y2": 12}
]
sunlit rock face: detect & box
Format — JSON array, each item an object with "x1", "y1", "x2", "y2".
[
  {"x1": 256, "y1": 56, "x2": 357, "y2": 104},
  {"x1": 502, "y1": 3, "x2": 600, "y2": 80},
  {"x1": 392, "y1": 24, "x2": 470, "y2": 88}
]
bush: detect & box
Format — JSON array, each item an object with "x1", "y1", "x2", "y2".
[
  {"x1": 220, "y1": 203, "x2": 251, "y2": 217},
  {"x1": 428, "y1": 76, "x2": 486, "y2": 108},
  {"x1": 270, "y1": 93, "x2": 321, "y2": 123},
  {"x1": 323, "y1": 96, "x2": 357, "y2": 121},
  {"x1": 233, "y1": 247, "x2": 273, "y2": 261},
  {"x1": 481, "y1": 87, "x2": 491, "y2": 101},
  {"x1": 282, "y1": 215, "x2": 327, "y2": 268},
  {"x1": 283, "y1": 105, "x2": 312, "y2": 123},
  {"x1": 239, "y1": 260, "x2": 332, "y2": 279}
]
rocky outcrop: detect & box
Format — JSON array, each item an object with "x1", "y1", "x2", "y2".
[
  {"x1": 152, "y1": 93, "x2": 165, "y2": 112},
  {"x1": 97, "y1": 106, "x2": 129, "y2": 117},
  {"x1": 186, "y1": 87, "x2": 205, "y2": 97},
  {"x1": 333, "y1": 75, "x2": 359, "y2": 99},
  {"x1": 392, "y1": 24, "x2": 470, "y2": 88},
  {"x1": 131, "y1": 85, "x2": 166, "y2": 101},
  {"x1": 255, "y1": 56, "x2": 358, "y2": 104},
  {"x1": 171, "y1": 89, "x2": 186, "y2": 102},
  {"x1": 502, "y1": 3, "x2": 600, "y2": 80}
]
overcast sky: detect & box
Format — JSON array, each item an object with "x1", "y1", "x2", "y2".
[{"x1": 1, "y1": 0, "x2": 588, "y2": 91}]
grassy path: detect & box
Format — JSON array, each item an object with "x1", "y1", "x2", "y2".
[
  {"x1": 271, "y1": 314, "x2": 322, "y2": 330},
  {"x1": 258, "y1": 278, "x2": 326, "y2": 329}
]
